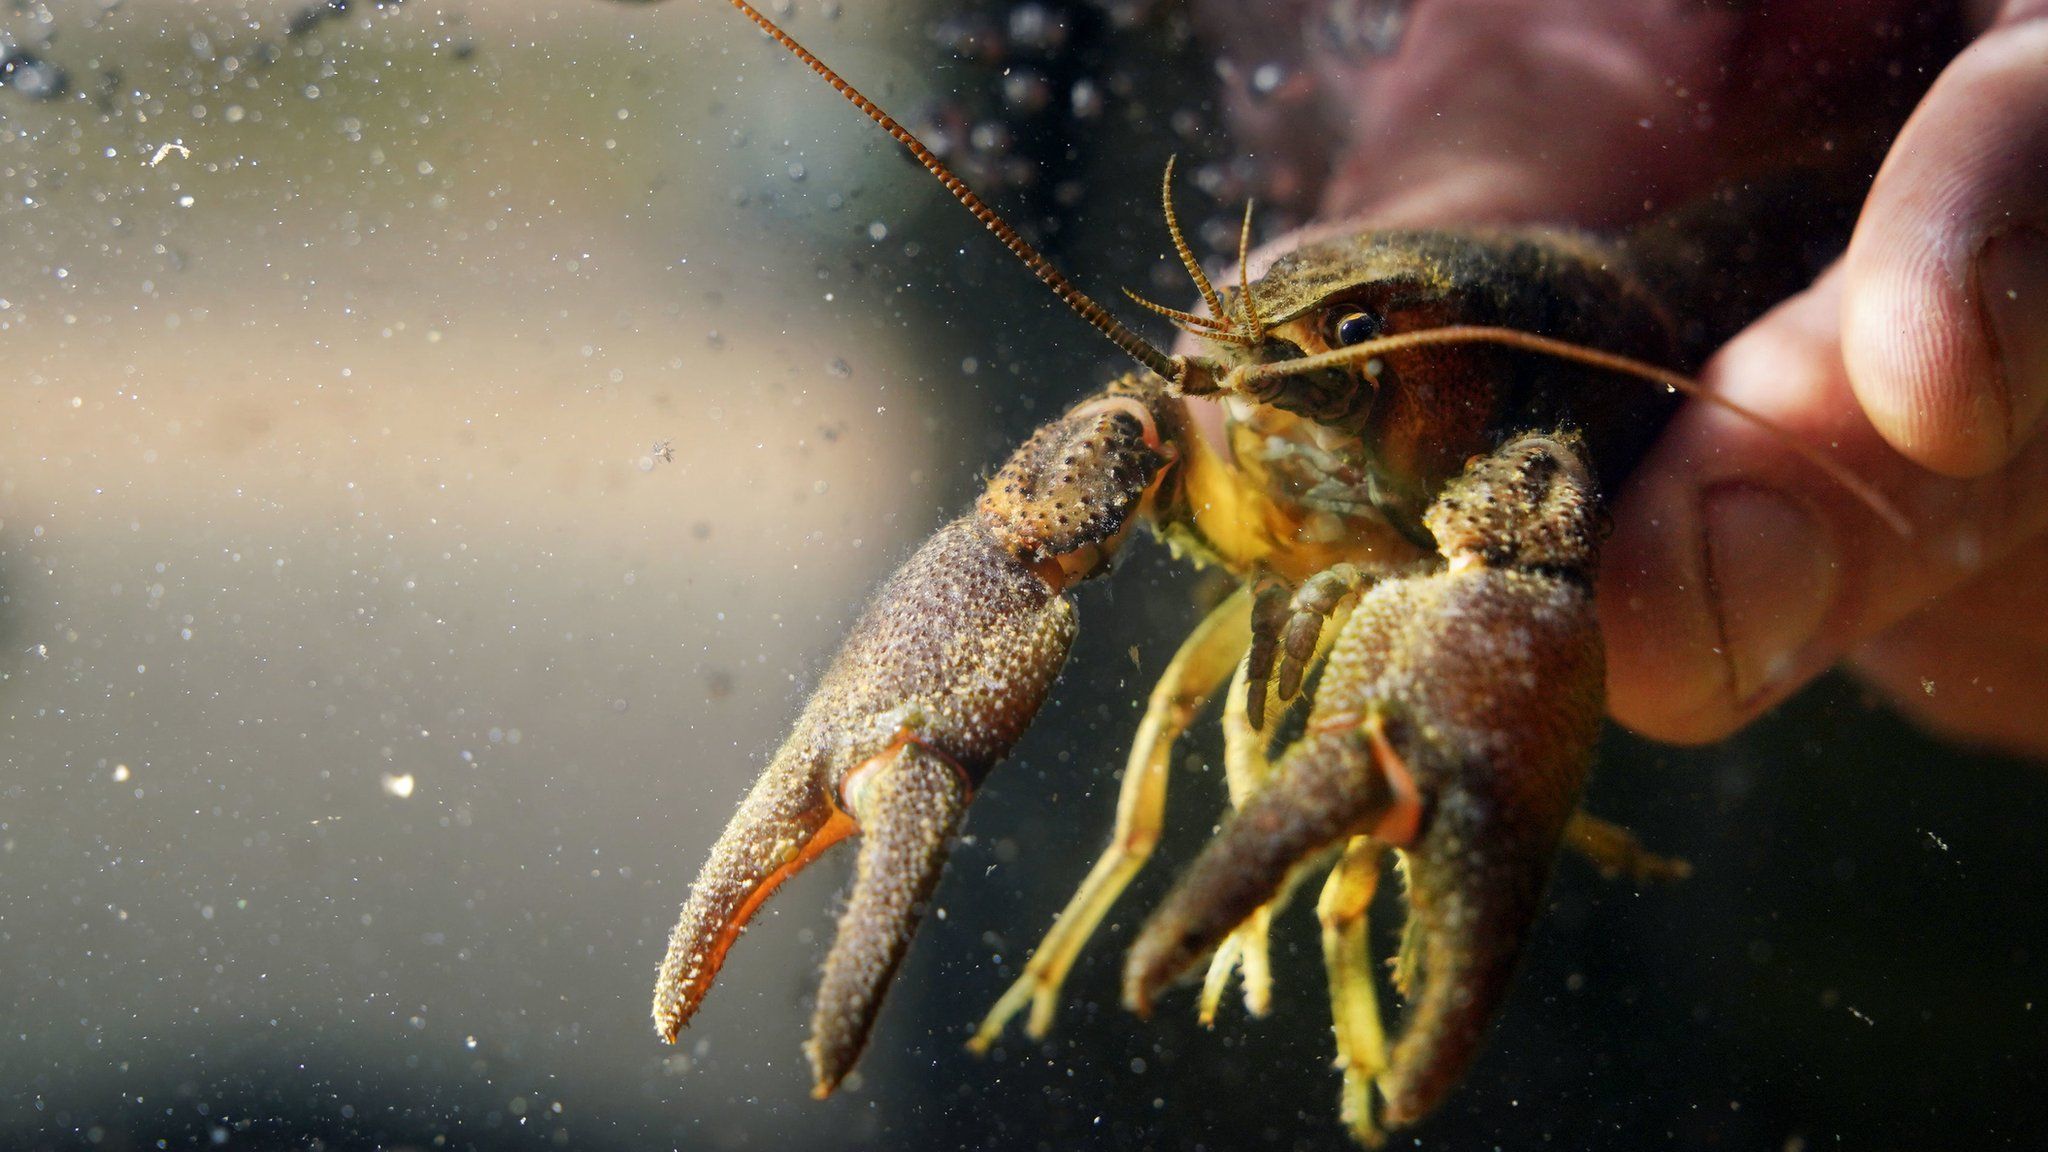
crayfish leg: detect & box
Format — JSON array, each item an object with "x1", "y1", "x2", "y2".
[
  {"x1": 1273, "y1": 563, "x2": 1370, "y2": 706},
  {"x1": 1243, "y1": 574, "x2": 1293, "y2": 729},
  {"x1": 969, "y1": 586, "x2": 1251, "y2": 1052},
  {"x1": 1563, "y1": 811, "x2": 1692, "y2": 884},
  {"x1": 1201, "y1": 657, "x2": 1280, "y2": 1024},
  {"x1": 1199, "y1": 597, "x2": 1354, "y2": 1023},
  {"x1": 1319, "y1": 837, "x2": 1391, "y2": 1148},
  {"x1": 1196, "y1": 928, "x2": 1248, "y2": 1027}
]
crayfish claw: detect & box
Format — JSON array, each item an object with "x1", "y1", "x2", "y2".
[
  {"x1": 655, "y1": 516, "x2": 1079, "y2": 1083},
  {"x1": 1372, "y1": 432, "x2": 1609, "y2": 1129},
  {"x1": 1128, "y1": 432, "x2": 1611, "y2": 1138},
  {"x1": 653, "y1": 753, "x2": 854, "y2": 1045},
  {"x1": 1123, "y1": 726, "x2": 1398, "y2": 1016},
  {"x1": 807, "y1": 740, "x2": 971, "y2": 1096}
]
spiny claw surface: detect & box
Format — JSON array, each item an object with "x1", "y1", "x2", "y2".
[
  {"x1": 807, "y1": 741, "x2": 969, "y2": 1094},
  {"x1": 654, "y1": 516, "x2": 1076, "y2": 1093},
  {"x1": 1125, "y1": 433, "x2": 1609, "y2": 1133}
]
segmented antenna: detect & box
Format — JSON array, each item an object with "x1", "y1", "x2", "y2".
[
  {"x1": 1158, "y1": 156, "x2": 1229, "y2": 327},
  {"x1": 713, "y1": 0, "x2": 1181, "y2": 383},
  {"x1": 1122, "y1": 157, "x2": 1270, "y2": 347}
]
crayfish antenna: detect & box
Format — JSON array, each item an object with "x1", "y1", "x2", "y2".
[
  {"x1": 1222, "y1": 326, "x2": 1912, "y2": 538},
  {"x1": 1235, "y1": 198, "x2": 1267, "y2": 341},
  {"x1": 691, "y1": 0, "x2": 1183, "y2": 384},
  {"x1": 1121, "y1": 159, "x2": 1270, "y2": 351},
  {"x1": 1121, "y1": 287, "x2": 1263, "y2": 346},
  {"x1": 1159, "y1": 155, "x2": 1231, "y2": 328}
]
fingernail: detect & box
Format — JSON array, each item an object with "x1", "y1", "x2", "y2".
[
  {"x1": 1979, "y1": 224, "x2": 2048, "y2": 449},
  {"x1": 1700, "y1": 484, "x2": 1835, "y2": 706}
]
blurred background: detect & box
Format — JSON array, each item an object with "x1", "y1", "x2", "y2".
[{"x1": 2, "y1": 1, "x2": 2043, "y2": 1149}]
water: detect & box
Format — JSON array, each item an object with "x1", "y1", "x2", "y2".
[{"x1": 3, "y1": 2, "x2": 2042, "y2": 1149}]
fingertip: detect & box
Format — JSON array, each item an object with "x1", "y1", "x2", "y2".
[{"x1": 1843, "y1": 19, "x2": 2048, "y2": 477}]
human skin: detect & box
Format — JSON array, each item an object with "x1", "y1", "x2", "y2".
[{"x1": 1193, "y1": 0, "x2": 2048, "y2": 756}]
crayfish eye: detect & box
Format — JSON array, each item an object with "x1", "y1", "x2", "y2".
[{"x1": 1329, "y1": 309, "x2": 1384, "y2": 348}]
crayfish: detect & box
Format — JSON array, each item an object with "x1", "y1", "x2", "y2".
[{"x1": 646, "y1": 0, "x2": 1906, "y2": 1142}]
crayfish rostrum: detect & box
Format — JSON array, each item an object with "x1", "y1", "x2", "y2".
[{"x1": 646, "y1": 0, "x2": 1902, "y2": 1142}]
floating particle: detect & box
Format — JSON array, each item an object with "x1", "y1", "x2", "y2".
[{"x1": 0, "y1": 49, "x2": 69, "y2": 101}]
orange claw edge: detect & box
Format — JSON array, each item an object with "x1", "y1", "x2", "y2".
[{"x1": 654, "y1": 807, "x2": 857, "y2": 1044}]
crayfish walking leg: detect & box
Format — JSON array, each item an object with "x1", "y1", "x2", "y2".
[
  {"x1": 1196, "y1": 585, "x2": 1360, "y2": 1026},
  {"x1": 970, "y1": 583, "x2": 1249, "y2": 1050}
]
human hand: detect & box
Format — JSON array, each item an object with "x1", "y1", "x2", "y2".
[{"x1": 1203, "y1": 0, "x2": 2048, "y2": 755}]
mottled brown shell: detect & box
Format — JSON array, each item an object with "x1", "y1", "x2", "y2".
[
  {"x1": 979, "y1": 401, "x2": 1167, "y2": 562},
  {"x1": 1425, "y1": 432, "x2": 1602, "y2": 574},
  {"x1": 799, "y1": 517, "x2": 1078, "y2": 786}
]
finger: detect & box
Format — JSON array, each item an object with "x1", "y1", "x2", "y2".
[
  {"x1": 1601, "y1": 262, "x2": 2048, "y2": 744},
  {"x1": 1313, "y1": 0, "x2": 1746, "y2": 227},
  {"x1": 1842, "y1": 8, "x2": 2048, "y2": 476},
  {"x1": 1852, "y1": 531, "x2": 2048, "y2": 758}
]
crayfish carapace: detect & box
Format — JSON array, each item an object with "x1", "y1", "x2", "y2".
[{"x1": 647, "y1": 0, "x2": 1906, "y2": 1142}]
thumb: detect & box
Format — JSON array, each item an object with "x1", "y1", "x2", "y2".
[
  {"x1": 1600, "y1": 264, "x2": 2048, "y2": 743},
  {"x1": 1841, "y1": 7, "x2": 2048, "y2": 477}
]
